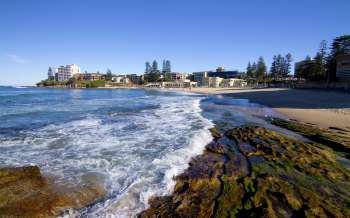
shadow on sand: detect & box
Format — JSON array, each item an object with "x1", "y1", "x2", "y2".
[{"x1": 224, "y1": 88, "x2": 350, "y2": 109}]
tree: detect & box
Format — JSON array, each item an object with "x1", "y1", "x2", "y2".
[
  {"x1": 285, "y1": 53, "x2": 293, "y2": 75},
  {"x1": 166, "y1": 60, "x2": 171, "y2": 73},
  {"x1": 295, "y1": 56, "x2": 325, "y2": 81},
  {"x1": 152, "y1": 60, "x2": 158, "y2": 72},
  {"x1": 270, "y1": 55, "x2": 278, "y2": 79},
  {"x1": 145, "y1": 62, "x2": 151, "y2": 73},
  {"x1": 66, "y1": 77, "x2": 76, "y2": 86},
  {"x1": 162, "y1": 60, "x2": 171, "y2": 73},
  {"x1": 246, "y1": 62, "x2": 254, "y2": 78},
  {"x1": 256, "y1": 57, "x2": 267, "y2": 80},
  {"x1": 144, "y1": 72, "x2": 161, "y2": 83},
  {"x1": 327, "y1": 35, "x2": 350, "y2": 82},
  {"x1": 276, "y1": 54, "x2": 285, "y2": 78},
  {"x1": 305, "y1": 56, "x2": 312, "y2": 61},
  {"x1": 269, "y1": 54, "x2": 293, "y2": 79},
  {"x1": 106, "y1": 69, "x2": 113, "y2": 81},
  {"x1": 331, "y1": 35, "x2": 350, "y2": 56},
  {"x1": 251, "y1": 62, "x2": 257, "y2": 78}
]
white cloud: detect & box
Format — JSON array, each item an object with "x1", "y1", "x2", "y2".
[{"x1": 5, "y1": 54, "x2": 31, "y2": 64}]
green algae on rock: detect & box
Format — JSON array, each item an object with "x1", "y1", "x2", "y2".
[
  {"x1": 270, "y1": 118, "x2": 350, "y2": 158},
  {"x1": 139, "y1": 126, "x2": 350, "y2": 218},
  {"x1": 0, "y1": 166, "x2": 106, "y2": 218}
]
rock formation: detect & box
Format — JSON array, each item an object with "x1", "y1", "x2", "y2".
[
  {"x1": 140, "y1": 124, "x2": 350, "y2": 217},
  {"x1": 0, "y1": 166, "x2": 106, "y2": 217}
]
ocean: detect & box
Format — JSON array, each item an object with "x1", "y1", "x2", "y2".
[{"x1": 0, "y1": 86, "x2": 278, "y2": 217}]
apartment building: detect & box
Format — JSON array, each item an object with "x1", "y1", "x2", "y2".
[
  {"x1": 193, "y1": 71, "x2": 209, "y2": 86},
  {"x1": 170, "y1": 72, "x2": 188, "y2": 81},
  {"x1": 55, "y1": 64, "x2": 81, "y2": 81}
]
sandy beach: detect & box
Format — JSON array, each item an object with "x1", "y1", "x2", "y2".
[{"x1": 183, "y1": 87, "x2": 350, "y2": 129}]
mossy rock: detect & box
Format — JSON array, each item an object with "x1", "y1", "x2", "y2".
[
  {"x1": 271, "y1": 118, "x2": 350, "y2": 158},
  {"x1": 140, "y1": 125, "x2": 350, "y2": 218}
]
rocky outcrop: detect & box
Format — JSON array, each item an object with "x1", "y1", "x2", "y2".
[
  {"x1": 271, "y1": 118, "x2": 350, "y2": 158},
  {"x1": 139, "y1": 126, "x2": 350, "y2": 218},
  {"x1": 0, "y1": 166, "x2": 106, "y2": 217}
]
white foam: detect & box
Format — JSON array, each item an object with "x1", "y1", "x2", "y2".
[{"x1": 0, "y1": 93, "x2": 214, "y2": 217}]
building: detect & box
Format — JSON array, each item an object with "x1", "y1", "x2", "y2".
[
  {"x1": 221, "y1": 78, "x2": 247, "y2": 87},
  {"x1": 192, "y1": 67, "x2": 242, "y2": 87},
  {"x1": 216, "y1": 66, "x2": 225, "y2": 72},
  {"x1": 76, "y1": 73, "x2": 105, "y2": 81},
  {"x1": 112, "y1": 76, "x2": 130, "y2": 84},
  {"x1": 171, "y1": 72, "x2": 188, "y2": 81},
  {"x1": 126, "y1": 74, "x2": 141, "y2": 84},
  {"x1": 206, "y1": 77, "x2": 224, "y2": 88},
  {"x1": 193, "y1": 71, "x2": 209, "y2": 86},
  {"x1": 161, "y1": 80, "x2": 197, "y2": 88},
  {"x1": 55, "y1": 64, "x2": 81, "y2": 81},
  {"x1": 336, "y1": 54, "x2": 350, "y2": 81},
  {"x1": 208, "y1": 69, "x2": 241, "y2": 79}
]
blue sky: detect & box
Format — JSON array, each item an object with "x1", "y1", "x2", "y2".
[{"x1": 0, "y1": 0, "x2": 349, "y2": 86}]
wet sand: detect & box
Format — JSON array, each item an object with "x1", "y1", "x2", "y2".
[{"x1": 181, "y1": 87, "x2": 350, "y2": 129}]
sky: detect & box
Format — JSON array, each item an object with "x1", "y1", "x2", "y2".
[{"x1": 0, "y1": 0, "x2": 349, "y2": 86}]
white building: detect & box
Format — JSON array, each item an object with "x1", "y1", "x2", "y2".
[
  {"x1": 171, "y1": 72, "x2": 188, "y2": 81},
  {"x1": 221, "y1": 78, "x2": 247, "y2": 87},
  {"x1": 206, "y1": 77, "x2": 223, "y2": 88},
  {"x1": 55, "y1": 64, "x2": 81, "y2": 81},
  {"x1": 112, "y1": 76, "x2": 130, "y2": 84}
]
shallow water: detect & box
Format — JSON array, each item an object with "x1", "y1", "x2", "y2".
[
  {"x1": 0, "y1": 87, "x2": 215, "y2": 217},
  {"x1": 0, "y1": 87, "x2": 284, "y2": 217}
]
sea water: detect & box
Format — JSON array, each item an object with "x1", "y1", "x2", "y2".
[
  {"x1": 0, "y1": 86, "x2": 283, "y2": 217},
  {"x1": 0, "y1": 87, "x2": 214, "y2": 217}
]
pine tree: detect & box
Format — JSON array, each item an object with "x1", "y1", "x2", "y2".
[
  {"x1": 276, "y1": 54, "x2": 284, "y2": 78},
  {"x1": 270, "y1": 55, "x2": 278, "y2": 79},
  {"x1": 106, "y1": 69, "x2": 113, "y2": 81},
  {"x1": 166, "y1": 60, "x2": 171, "y2": 73},
  {"x1": 251, "y1": 62, "x2": 257, "y2": 79},
  {"x1": 285, "y1": 53, "x2": 293, "y2": 75},
  {"x1": 152, "y1": 60, "x2": 158, "y2": 72},
  {"x1": 327, "y1": 35, "x2": 350, "y2": 82},
  {"x1": 145, "y1": 62, "x2": 151, "y2": 73},
  {"x1": 256, "y1": 57, "x2": 267, "y2": 80},
  {"x1": 246, "y1": 62, "x2": 254, "y2": 78}
]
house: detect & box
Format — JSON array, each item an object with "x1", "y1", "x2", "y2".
[
  {"x1": 336, "y1": 54, "x2": 350, "y2": 81},
  {"x1": 112, "y1": 76, "x2": 130, "y2": 84}
]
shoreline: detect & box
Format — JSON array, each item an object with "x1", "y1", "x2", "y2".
[
  {"x1": 88, "y1": 86, "x2": 350, "y2": 129},
  {"x1": 34, "y1": 85, "x2": 350, "y2": 128},
  {"x1": 181, "y1": 87, "x2": 350, "y2": 129}
]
